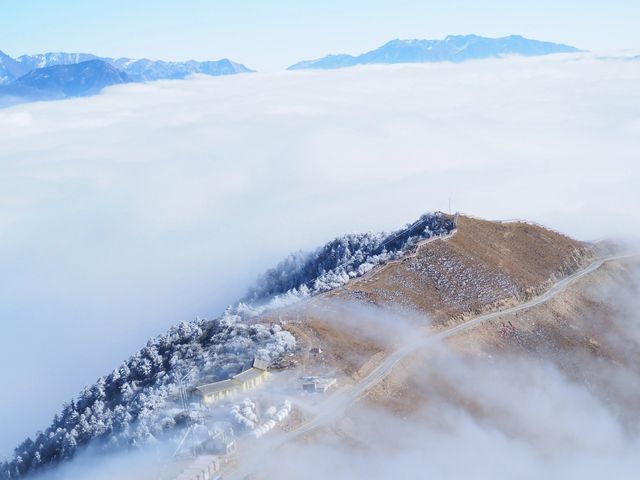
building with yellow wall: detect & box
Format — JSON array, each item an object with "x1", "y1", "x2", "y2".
[{"x1": 193, "y1": 359, "x2": 269, "y2": 405}]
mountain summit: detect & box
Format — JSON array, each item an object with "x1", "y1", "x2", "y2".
[{"x1": 288, "y1": 34, "x2": 581, "y2": 70}]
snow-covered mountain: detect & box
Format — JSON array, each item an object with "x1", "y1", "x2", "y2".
[
  {"x1": 10, "y1": 52, "x2": 254, "y2": 82},
  {"x1": 288, "y1": 34, "x2": 581, "y2": 70},
  {"x1": 8, "y1": 60, "x2": 128, "y2": 96},
  {"x1": 0, "y1": 60, "x2": 130, "y2": 107},
  {"x1": 0, "y1": 50, "x2": 254, "y2": 106},
  {"x1": 0, "y1": 50, "x2": 30, "y2": 85},
  {"x1": 16, "y1": 52, "x2": 101, "y2": 72},
  {"x1": 109, "y1": 57, "x2": 253, "y2": 81}
]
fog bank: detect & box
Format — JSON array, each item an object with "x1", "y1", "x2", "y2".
[
  {"x1": 253, "y1": 264, "x2": 640, "y2": 479},
  {"x1": 1, "y1": 53, "x2": 639, "y2": 455}
]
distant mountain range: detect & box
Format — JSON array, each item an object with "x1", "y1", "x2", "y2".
[
  {"x1": 288, "y1": 35, "x2": 581, "y2": 70},
  {"x1": 0, "y1": 60, "x2": 129, "y2": 104},
  {"x1": 0, "y1": 50, "x2": 254, "y2": 107},
  {"x1": 0, "y1": 36, "x2": 584, "y2": 107},
  {"x1": 0, "y1": 50, "x2": 29, "y2": 84},
  {"x1": 0, "y1": 51, "x2": 253, "y2": 85}
]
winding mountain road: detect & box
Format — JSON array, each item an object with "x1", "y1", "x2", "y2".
[{"x1": 226, "y1": 252, "x2": 638, "y2": 480}]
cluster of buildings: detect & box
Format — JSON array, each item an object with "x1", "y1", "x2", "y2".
[{"x1": 176, "y1": 349, "x2": 338, "y2": 479}]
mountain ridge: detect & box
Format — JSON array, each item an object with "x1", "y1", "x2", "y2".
[
  {"x1": 0, "y1": 50, "x2": 254, "y2": 107},
  {"x1": 288, "y1": 34, "x2": 582, "y2": 70},
  {"x1": 0, "y1": 51, "x2": 254, "y2": 85}
]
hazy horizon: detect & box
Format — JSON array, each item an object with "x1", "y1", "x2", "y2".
[{"x1": 2, "y1": 0, "x2": 640, "y2": 70}]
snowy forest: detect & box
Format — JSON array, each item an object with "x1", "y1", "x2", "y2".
[
  {"x1": 0, "y1": 212, "x2": 455, "y2": 479},
  {"x1": 241, "y1": 212, "x2": 456, "y2": 311},
  {"x1": 0, "y1": 316, "x2": 295, "y2": 479}
]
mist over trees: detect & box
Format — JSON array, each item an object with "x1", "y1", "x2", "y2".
[
  {"x1": 0, "y1": 212, "x2": 454, "y2": 478},
  {"x1": 0, "y1": 316, "x2": 295, "y2": 479}
]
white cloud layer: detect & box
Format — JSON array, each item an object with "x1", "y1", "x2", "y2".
[
  {"x1": 1, "y1": 53, "x2": 639, "y2": 456},
  {"x1": 255, "y1": 349, "x2": 640, "y2": 480}
]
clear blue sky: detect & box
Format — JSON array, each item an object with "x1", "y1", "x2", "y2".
[{"x1": 1, "y1": 0, "x2": 639, "y2": 70}]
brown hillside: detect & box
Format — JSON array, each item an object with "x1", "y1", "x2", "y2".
[
  {"x1": 235, "y1": 217, "x2": 636, "y2": 480},
  {"x1": 331, "y1": 215, "x2": 593, "y2": 324},
  {"x1": 361, "y1": 256, "x2": 640, "y2": 429},
  {"x1": 265, "y1": 215, "x2": 595, "y2": 385}
]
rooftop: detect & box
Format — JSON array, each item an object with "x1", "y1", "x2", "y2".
[
  {"x1": 194, "y1": 379, "x2": 236, "y2": 395},
  {"x1": 233, "y1": 367, "x2": 267, "y2": 383}
]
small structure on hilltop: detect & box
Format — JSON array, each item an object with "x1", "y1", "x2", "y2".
[
  {"x1": 301, "y1": 376, "x2": 336, "y2": 393},
  {"x1": 193, "y1": 358, "x2": 269, "y2": 405}
]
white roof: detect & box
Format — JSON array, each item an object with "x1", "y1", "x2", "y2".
[
  {"x1": 233, "y1": 367, "x2": 266, "y2": 383},
  {"x1": 195, "y1": 379, "x2": 236, "y2": 395}
]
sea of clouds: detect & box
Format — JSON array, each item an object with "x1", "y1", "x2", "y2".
[{"x1": 1, "y1": 52, "x2": 639, "y2": 456}]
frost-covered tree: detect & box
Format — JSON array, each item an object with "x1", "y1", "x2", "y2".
[
  {"x1": 0, "y1": 212, "x2": 454, "y2": 479},
  {"x1": 242, "y1": 212, "x2": 455, "y2": 310},
  {"x1": 0, "y1": 316, "x2": 295, "y2": 479}
]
